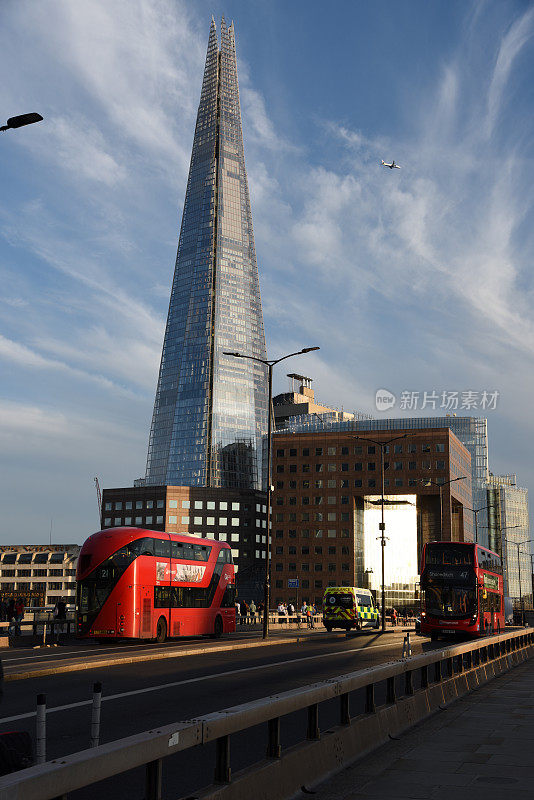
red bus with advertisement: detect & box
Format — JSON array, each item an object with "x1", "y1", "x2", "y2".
[
  {"x1": 420, "y1": 541, "x2": 504, "y2": 639},
  {"x1": 76, "y1": 527, "x2": 236, "y2": 642}
]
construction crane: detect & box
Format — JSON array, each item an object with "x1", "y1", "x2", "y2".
[{"x1": 94, "y1": 477, "x2": 102, "y2": 522}]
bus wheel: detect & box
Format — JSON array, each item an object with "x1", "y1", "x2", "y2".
[
  {"x1": 213, "y1": 615, "x2": 223, "y2": 639},
  {"x1": 156, "y1": 617, "x2": 167, "y2": 644}
]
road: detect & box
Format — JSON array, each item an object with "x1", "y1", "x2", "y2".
[{"x1": 0, "y1": 628, "x2": 440, "y2": 799}]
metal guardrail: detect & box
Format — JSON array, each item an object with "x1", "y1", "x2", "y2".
[{"x1": 0, "y1": 628, "x2": 532, "y2": 800}]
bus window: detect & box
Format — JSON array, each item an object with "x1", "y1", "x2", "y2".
[{"x1": 154, "y1": 538, "x2": 170, "y2": 558}]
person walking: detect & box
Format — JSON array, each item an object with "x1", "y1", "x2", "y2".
[
  {"x1": 306, "y1": 603, "x2": 314, "y2": 629},
  {"x1": 391, "y1": 607, "x2": 398, "y2": 627},
  {"x1": 11, "y1": 597, "x2": 24, "y2": 636},
  {"x1": 249, "y1": 600, "x2": 256, "y2": 619},
  {"x1": 53, "y1": 597, "x2": 67, "y2": 644}
]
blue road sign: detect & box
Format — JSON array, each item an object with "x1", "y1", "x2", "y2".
[{"x1": 287, "y1": 579, "x2": 299, "y2": 588}]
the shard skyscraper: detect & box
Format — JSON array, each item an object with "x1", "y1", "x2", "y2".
[{"x1": 145, "y1": 18, "x2": 268, "y2": 491}]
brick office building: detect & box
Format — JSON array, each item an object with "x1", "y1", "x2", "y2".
[{"x1": 270, "y1": 428, "x2": 472, "y2": 609}]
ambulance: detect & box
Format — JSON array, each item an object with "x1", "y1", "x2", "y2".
[{"x1": 322, "y1": 586, "x2": 380, "y2": 631}]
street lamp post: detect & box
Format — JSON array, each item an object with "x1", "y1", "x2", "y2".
[
  {"x1": 224, "y1": 346, "x2": 319, "y2": 639},
  {"x1": 353, "y1": 433, "x2": 409, "y2": 632},
  {"x1": 420, "y1": 476, "x2": 467, "y2": 538},
  {"x1": 464, "y1": 504, "x2": 494, "y2": 544},
  {"x1": 0, "y1": 112, "x2": 43, "y2": 133}
]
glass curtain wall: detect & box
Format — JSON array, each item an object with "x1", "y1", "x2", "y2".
[{"x1": 145, "y1": 19, "x2": 268, "y2": 490}]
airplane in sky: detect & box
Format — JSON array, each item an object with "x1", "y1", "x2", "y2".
[{"x1": 381, "y1": 159, "x2": 401, "y2": 169}]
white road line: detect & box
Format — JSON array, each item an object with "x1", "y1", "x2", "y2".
[
  {"x1": 2, "y1": 642, "x2": 179, "y2": 664},
  {"x1": 0, "y1": 640, "x2": 402, "y2": 725}
]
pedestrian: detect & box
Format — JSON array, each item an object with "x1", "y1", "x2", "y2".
[
  {"x1": 391, "y1": 607, "x2": 398, "y2": 627},
  {"x1": 235, "y1": 600, "x2": 241, "y2": 618},
  {"x1": 277, "y1": 602, "x2": 286, "y2": 622},
  {"x1": 53, "y1": 597, "x2": 67, "y2": 644},
  {"x1": 249, "y1": 600, "x2": 256, "y2": 618},
  {"x1": 306, "y1": 603, "x2": 314, "y2": 629},
  {"x1": 242, "y1": 600, "x2": 249, "y2": 617},
  {"x1": 10, "y1": 597, "x2": 24, "y2": 636},
  {"x1": 288, "y1": 602, "x2": 295, "y2": 620}
]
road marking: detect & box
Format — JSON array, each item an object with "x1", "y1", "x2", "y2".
[{"x1": 0, "y1": 640, "x2": 404, "y2": 725}]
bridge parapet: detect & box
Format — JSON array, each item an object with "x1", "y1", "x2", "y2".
[{"x1": 0, "y1": 628, "x2": 532, "y2": 800}]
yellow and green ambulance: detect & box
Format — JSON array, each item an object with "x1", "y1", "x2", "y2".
[{"x1": 323, "y1": 587, "x2": 380, "y2": 632}]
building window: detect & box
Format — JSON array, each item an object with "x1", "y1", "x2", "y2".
[
  {"x1": 436, "y1": 443, "x2": 445, "y2": 453},
  {"x1": 394, "y1": 444, "x2": 403, "y2": 454},
  {"x1": 289, "y1": 563, "x2": 297, "y2": 572},
  {"x1": 341, "y1": 463, "x2": 349, "y2": 471},
  {"x1": 115, "y1": 502, "x2": 122, "y2": 511},
  {"x1": 136, "y1": 501, "x2": 143, "y2": 509},
  {"x1": 328, "y1": 546, "x2": 336, "y2": 554},
  {"x1": 384, "y1": 479, "x2": 390, "y2": 488},
  {"x1": 354, "y1": 462, "x2": 362, "y2": 471},
  {"x1": 315, "y1": 546, "x2": 323, "y2": 554},
  {"x1": 302, "y1": 464, "x2": 310, "y2": 473},
  {"x1": 146, "y1": 516, "x2": 153, "y2": 525},
  {"x1": 368, "y1": 463, "x2": 376, "y2": 471},
  {"x1": 114, "y1": 518, "x2": 121, "y2": 526},
  {"x1": 315, "y1": 496, "x2": 323, "y2": 505},
  {"x1": 181, "y1": 516, "x2": 189, "y2": 524},
  {"x1": 314, "y1": 564, "x2": 323, "y2": 572},
  {"x1": 394, "y1": 461, "x2": 402, "y2": 470},
  {"x1": 104, "y1": 518, "x2": 111, "y2": 526},
  {"x1": 422, "y1": 460, "x2": 431, "y2": 470},
  {"x1": 194, "y1": 516, "x2": 202, "y2": 525},
  {"x1": 276, "y1": 481, "x2": 284, "y2": 489},
  {"x1": 436, "y1": 460, "x2": 445, "y2": 470},
  {"x1": 315, "y1": 480, "x2": 323, "y2": 488},
  {"x1": 219, "y1": 518, "x2": 227, "y2": 526},
  {"x1": 328, "y1": 563, "x2": 336, "y2": 572},
  {"x1": 341, "y1": 512, "x2": 350, "y2": 521},
  {"x1": 367, "y1": 446, "x2": 375, "y2": 454},
  {"x1": 289, "y1": 448, "x2": 297, "y2": 457},
  {"x1": 276, "y1": 449, "x2": 284, "y2": 457},
  {"x1": 341, "y1": 530, "x2": 350, "y2": 538},
  {"x1": 168, "y1": 515, "x2": 177, "y2": 524},
  {"x1": 315, "y1": 513, "x2": 323, "y2": 522},
  {"x1": 341, "y1": 479, "x2": 348, "y2": 488},
  {"x1": 275, "y1": 580, "x2": 283, "y2": 589},
  {"x1": 276, "y1": 546, "x2": 283, "y2": 555},
  {"x1": 341, "y1": 496, "x2": 349, "y2": 505},
  {"x1": 275, "y1": 563, "x2": 283, "y2": 572},
  {"x1": 327, "y1": 513, "x2": 336, "y2": 521},
  {"x1": 395, "y1": 479, "x2": 403, "y2": 487},
  {"x1": 341, "y1": 447, "x2": 349, "y2": 455},
  {"x1": 354, "y1": 479, "x2": 362, "y2": 488},
  {"x1": 342, "y1": 564, "x2": 349, "y2": 571},
  {"x1": 422, "y1": 444, "x2": 431, "y2": 453},
  {"x1": 327, "y1": 496, "x2": 336, "y2": 505},
  {"x1": 328, "y1": 464, "x2": 336, "y2": 472},
  {"x1": 354, "y1": 445, "x2": 362, "y2": 455},
  {"x1": 289, "y1": 497, "x2": 297, "y2": 506},
  {"x1": 315, "y1": 448, "x2": 323, "y2": 456},
  {"x1": 408, "y1": 462, "x2": 416, "y2": 470},
  {"x1": 302, "y1": 563, "x2": 310, "y2": 571},
  {"x1": 104, "y1": 502, "x2": 112, "y2": 511},
  {"x1": 303, "y1": 448, "x2": 310, "y2": 457},
  {"x1": 276, "y1": 465, "x2": 284, "y2": 473},
  {"x1": 302, "y1": 480, "x2": 310, "y2": 489},
  {"x1": 169, "y1": 500, "x2": 178, "y2": 509},
  {"x1": 125, "y1": 516, "x2": 132, "y2": 525},
  {"x1": 314, "y1": 581, "x2": 323, "y2": 589},
  {"x1": 146, "y1": 501, "x2": 153, "y2": 510},
  {"x1": 302, "y1": 546, "x2": 310, "y2": 554},
  {"x1": 275, "y1": 531, "x2": 283, "y2": 539},
  {"x1": 408, "y1": 444, "x2": 417, "y2": 454},
  {"x1": 289, "y1": 465, "x2": 297, "y2": 473},
  {"x1": 341, "y1": 546, "x2": 350, "y2": 555},
  {"x1": 315, "y1": 464, "x2": 323, "y2": 473},
  {"x1": 156, "y1": 516, "x2": 163, "y2": 524}
]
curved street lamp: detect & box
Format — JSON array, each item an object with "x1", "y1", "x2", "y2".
[
  {"x1": 1, "y1": 113, "x2": 43, "y2": 133},
  {"x1": 224, "y1": 346, "x2": 320, "y2": 639}
]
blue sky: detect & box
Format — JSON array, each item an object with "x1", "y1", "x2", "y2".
[{"x1": 1, "y1": 0, "x2": 533, "y2": 544}]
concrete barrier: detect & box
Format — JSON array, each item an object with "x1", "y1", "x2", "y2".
[{"x1": 0, "y1": 628, "x2": 532, "y2": 800}]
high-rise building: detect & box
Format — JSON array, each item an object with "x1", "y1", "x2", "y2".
[
  {"x1": 487, "y1": 474, "x2": 531, "y2": 607},
  {"x1": 270, "y1": 427, "x2": 473, "y2": 609},
  {"x1": 145, "y1": 17, "x2": 268, "y2": 491},
  {"x1": 279, "y1": 412, "x2": 489, "y2": 543}
]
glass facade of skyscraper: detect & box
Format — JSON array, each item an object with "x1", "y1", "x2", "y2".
[
  {"x1": 487, "y1": 474, "x2": 531, "y2": 606},
  {"x1": 145, "y1": 18, "x2": 268, "y2": 490},
  {"x1": 278, "y1": 414, "x2": 489, "y2": 543}
]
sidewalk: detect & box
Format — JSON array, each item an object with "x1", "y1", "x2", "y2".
[{"x1": 313, "y1": 658, "x2": 534, "y2": 800}]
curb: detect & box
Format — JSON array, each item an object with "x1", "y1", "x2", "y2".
[{"x1": 3, "y1": 627, "x2": 410, "y2": 683}]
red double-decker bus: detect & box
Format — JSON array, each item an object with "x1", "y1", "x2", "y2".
[
  {"x1": 76, "y1": 527, "x2": 236, "y2": 642},
  {"x1": 420, "y1": 541, "x2": 504, "y2": 639}
]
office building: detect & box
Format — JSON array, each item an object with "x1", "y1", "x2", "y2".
[
  {"x1": 144, "y1": 17, "x2": 268, "y2": 491},
  {"x1": 273, "y1": 375, "x2": 365, "y2": 429},
  {"x1": 270, "y1": 427, "x2": 472, "y2": 609},
  {"x1": 101, "y1": 485, "x2": 267, "y2": 577},
  {"x1": 281, "y1": 412, "x2": 489, "y2": 543},
  {"x1": 487, "y1": 474, "x2": 531, "y2": 607},
  {"x1": 0, "y1": 544, "x2": 80, "y2": 607}
]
